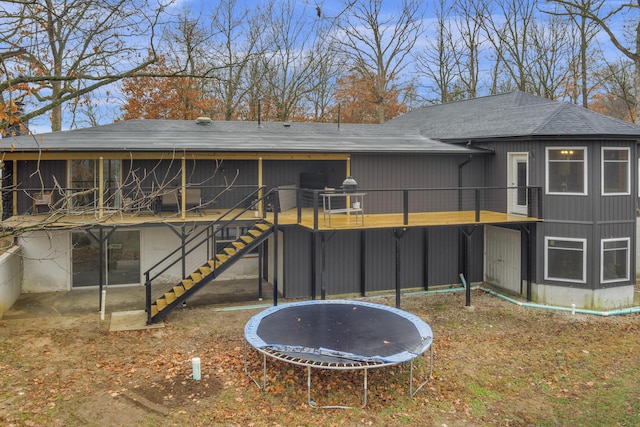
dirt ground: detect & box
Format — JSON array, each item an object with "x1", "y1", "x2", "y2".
[{"x1": 1, "y1": 288, "x2": 639, "y2": 426}]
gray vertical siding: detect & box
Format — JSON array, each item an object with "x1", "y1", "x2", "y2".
[
  {"x1": 282, "y1": 224, "x2": 484, "y2": 299},
  {"x1": 282, "y1": 226, "x2": 313, "y2": 298},
  {"x1": 263, "y1": 160, "x2": 346, "y2": 189},
  {"x1": 351, "y1": 153, "x2": 489, "y2": 214}
]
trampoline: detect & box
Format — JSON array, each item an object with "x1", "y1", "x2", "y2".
[{"x1": 244, "y1": 300, "x2": 433, "y2": 408}]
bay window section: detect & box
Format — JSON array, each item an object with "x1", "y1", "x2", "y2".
[
  {"x1": 601, "y1": 148, "x2": 629, "y2": 195},
  {"x1": 546, "y1": 148, "x2": 586, "y2": 195}
]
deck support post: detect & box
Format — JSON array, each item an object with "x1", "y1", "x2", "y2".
[
  {"x1": 519, "y1": 223, "x2": 533, "y2": 302},
  {"x1": 460, "y1": 225, "x2": 478, "y2": 307},
  {"x1": 423, "y1": 228, "x2": 429, "y2": 291},
  {"x1": 258, "y1": 243, "x2": 264, "y2": 300},
  {"x1": 393, "y1": 228, "x2": 407, "y2": 308},
  {"x1": 360, "y1": 231, "x2": 366, "y2": 297},
  {"x1": 311, "y1": 233, "x2": 317, "y2": 299}
]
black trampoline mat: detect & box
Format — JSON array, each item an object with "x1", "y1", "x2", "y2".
[{"x1": 254, "y1": 302, "x2": 424, "y2": 361}]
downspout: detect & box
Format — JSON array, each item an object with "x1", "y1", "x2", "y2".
[{"x1": 458, "y1": 154, "x2": 473, "y2": 211}]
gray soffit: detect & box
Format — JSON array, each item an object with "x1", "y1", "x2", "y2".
[{"x1": 3, "y1": 120, "x2": 487, "y2": 155}]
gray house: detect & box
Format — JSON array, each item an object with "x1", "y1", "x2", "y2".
[{"x1": 0, "y1": 91, "x2": 637, "y2": 322}]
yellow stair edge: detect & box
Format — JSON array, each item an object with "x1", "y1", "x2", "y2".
[
  {"x1": 165, "y1": 292, "x2": 176, "y2": 304},
  {"x1": 224, "y1": 247, "x2": 237, "y2": 256},
  {"x1": 208, "y1": 259, "x2": 220, "y2": 269},
  {"x1": 182, "y1": 279, "x2": 195, "y2": 290},
  {"x1": 248, "y1": 230, "x2": 262, "y2": 237},
  {"x1": 151, "y1": 305, "x2": 158, "y2": 317},
  {"x1": 173, "y1": 285, "x2": 185, "y2": 297},
  {"x1": 191, "y1": 272, "x2": 203, "y2": 283},
  {"x1": 216, "y1": 254, "x2": 228, "y2": 263},
  {"x1": 240, "y1": 235, "x2": 254, "y2": 244},
  {"x1": 199, "y1": 266, "x2": 212, "y2": 276},
  {"x1": 232, "y1": 241, "x2": 246, "y2": 250},
  {"x1": 156, "y1": 298, "x2": 167, "y2": 311},
  {"x1": 255, "y1": 223, "x2": 270, "y2": 231}
]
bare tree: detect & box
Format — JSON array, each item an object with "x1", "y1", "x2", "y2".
[
  {"x1": 260, "y1": 0, "x2": 326, "y2": 121},
  {"x1": 209, "y1": 0, "x2": 263, "y2": 120},
  {"x1": 415, "y1": 0, "x2": 462, "y2": 104},
  {"x1": 547, "y1": 0, "x2": 640, "y2": 122},
  {"x1": 0, "y1": 0, "x2": 170, "y2": 133},
  {"x1": 452, "y1": 0, "x2": 484, "y2": 99},
  {"x1": 544, "y1": 0, "x2": 606, "y2": 107},
  {"x1": 591, "y1": 58, "x2": 636, "y2": 121},
  {"x1": 528, "y1": 15, "x2": 574, "y2": 99},
  {"x1": 475, "y1": 0, "x2": 538, "y2": 93},
  {"x1": 332, "y1": 0, "x2": 426, "y2": 123}
]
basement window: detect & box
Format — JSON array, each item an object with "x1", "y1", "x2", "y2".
[
  {"x1": 544, "y1": 237, "x2": 586, "y2": 283},
  {"x1": 601, "y1": 238, "x2": 629, "y2": 283}
]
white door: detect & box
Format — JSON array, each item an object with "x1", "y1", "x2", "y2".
[
  {"x1": 484, "y1": 225, "x2": 522, "y2": 295},
  {"x1": 507, "y1": 153, "x2": 528, "y2": 215}
]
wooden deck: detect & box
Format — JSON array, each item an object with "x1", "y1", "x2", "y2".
[
  {"x1": 273, "y1": 208, "x2": 540, "y2": 230},
  {"x1": 3, "y1": 207, "x2": 540, "y2": 230}
]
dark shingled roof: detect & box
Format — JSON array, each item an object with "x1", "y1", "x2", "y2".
[
  {"x1": 384, "y1": 91, "x2": 640, "y2": 141},
  {"x1": 3, "y1": 119, "x2": 484, "y2": 155},
  {"x1": 4, "y1": 91, "x2": 638, "y2": 155}
]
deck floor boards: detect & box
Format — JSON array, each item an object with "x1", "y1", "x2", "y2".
[{"x1": 6, "y1": 207, "x2": 540, "y2": 230}]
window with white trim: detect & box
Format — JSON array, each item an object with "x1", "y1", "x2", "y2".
[
  {"x1": 546, "y1": 147, "x2": 587, "y2": 195},
  {"x1": 601, "y1": 238, "x2": 629, "y2": 283},
  {"x1": 601, "y1": 147, "x2": 630, "y2": 195},
  {"x1": 545, "y1": 237, "x2": 586, "y2": 283}
]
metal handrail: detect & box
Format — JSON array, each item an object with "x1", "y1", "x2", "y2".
[{"x1": 144, "y1": 186, "x2": 278, "y2": 318}]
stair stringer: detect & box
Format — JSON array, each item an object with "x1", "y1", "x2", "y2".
[{"x1": 148, "y1": 222, "x2": 274, "y2": 323}]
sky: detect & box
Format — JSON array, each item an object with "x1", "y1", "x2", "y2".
[{"x1": 20, "y1": 0, "x2": 631, "y2": 134}]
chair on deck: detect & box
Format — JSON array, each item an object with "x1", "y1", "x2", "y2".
[{"x1": 33, "y1": 192, "x2": 54, "y2": 214}]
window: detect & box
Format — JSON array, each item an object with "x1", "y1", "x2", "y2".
[
  {"x1": 72, "y1": 230, "x2": 140, "y2": 287},
  {"x1": 545, "y1": 237, "x2": 586, "y2": 283},
  {"x1": 601, "y1": 238, "x2": 629, "y2": 283},
  {"x1": 69, "y1": 159, "x2": 121, "y2": 210},
  {"x1": 546, "y1": 147, "x2": 587, "y2": 195},
  {"x1": 602, "y1": 148, "x2": 629, "y2": 195}
]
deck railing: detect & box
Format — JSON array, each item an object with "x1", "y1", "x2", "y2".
[{"x1": 293, "y1": 186, "x2": 543, "y2": 230}]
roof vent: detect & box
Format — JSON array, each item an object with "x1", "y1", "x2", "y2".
[{"x1": 195, "y1": 117, "x2": 212, "y2": 125}]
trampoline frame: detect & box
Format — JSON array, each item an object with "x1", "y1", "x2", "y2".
[{"x1": 243, "y1": 300, "x2": 434, "y2": 409}]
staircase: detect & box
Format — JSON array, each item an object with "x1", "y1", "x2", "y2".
[{"x1": 147, "y1": 220, "x2": 274, "y2": 324}]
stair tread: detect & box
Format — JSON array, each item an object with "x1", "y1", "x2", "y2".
[{"x1": 165, "y1": 292, "x2": 176, "y2": 304}]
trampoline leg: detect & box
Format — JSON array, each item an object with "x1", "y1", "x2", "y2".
[
  {"x1": 363, "y1": 368, "x2": 368, "y2": 407},
  {"x1": 410, "y1": 344, "x2": 433, "y2": 397},
  {"x1": 307, "y1": 367, "x2": 368, "y2": 409},
  {"x1": 244, "y1": 341, "x2": 267, "y2": 391}
]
